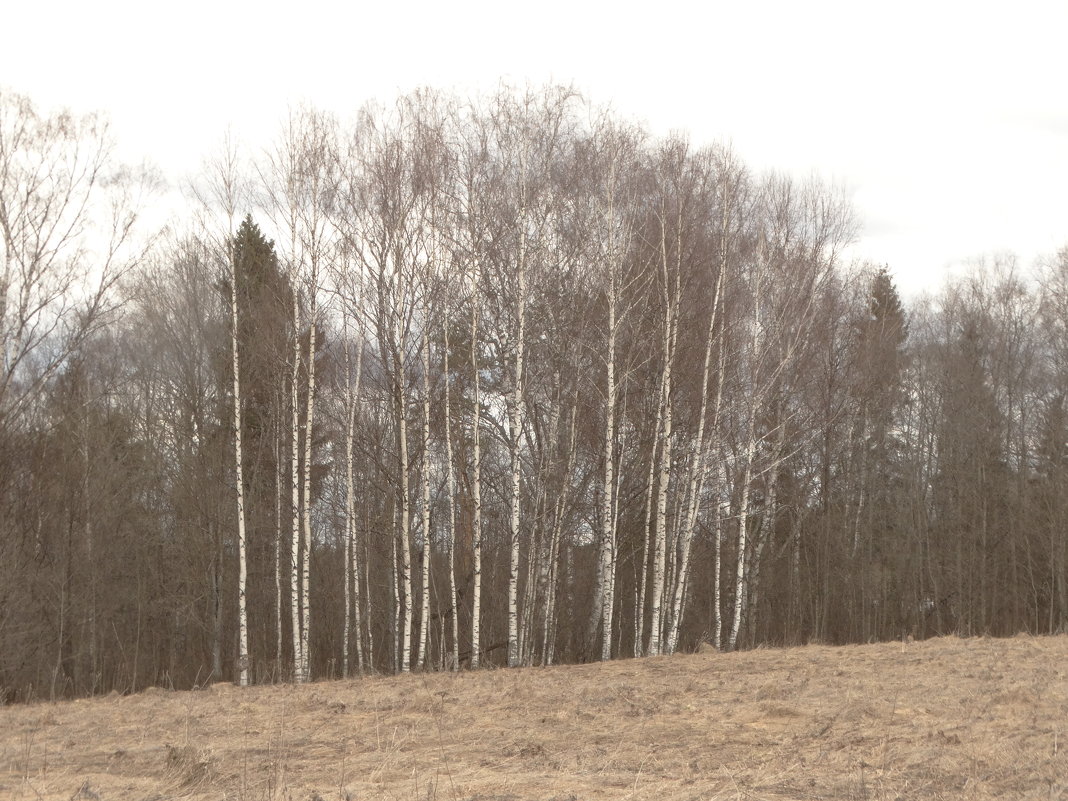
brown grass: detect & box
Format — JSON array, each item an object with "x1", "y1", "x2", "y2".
[{"x1": 2, "y1": 634, "x2": 1066, "y2": 800}]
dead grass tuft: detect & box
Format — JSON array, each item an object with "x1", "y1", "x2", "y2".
[{"x1": 164, "y1": 744, "x2": 215, "y2": 790}]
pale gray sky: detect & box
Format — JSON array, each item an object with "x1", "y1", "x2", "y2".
[{"x1": 4, "y1": 0, "x2": 1066, "y2": 295}]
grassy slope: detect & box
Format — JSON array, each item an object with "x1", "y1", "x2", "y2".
[{"x1": 2, "y1": 635, "x2": 1066, "y2": 800}]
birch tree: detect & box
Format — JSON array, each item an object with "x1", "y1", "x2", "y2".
[
  {"x1": 645, "y1": 138, "x2": 693, "y2": 657},
  {"x1": 449, "y1": 102, "x2": 494, "y2": 670},
  {"x1": 194, "y1": 140, "x2": 255, "y2": 685},
  {"x1": 341, "y1": 312, "x2": 365, "y2": 676},
  {"x1": 582, "y1": 115, "x2": 645, "y2": 661},
  {"x1": 481, "y1": 87, "x2": 577, "y2": 668},
  {"x1": 263, "y1": 108, "x2": 337, "y2": 681},
  {"x1": 664, "y1": 147, "x2": 745, "y2": 655},
  {"x1": 227, "y1": 214, "x2": 250, "y2": 688}
]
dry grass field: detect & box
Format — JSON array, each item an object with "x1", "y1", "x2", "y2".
[{"x1": 2, "y1": 635, "x2": 1066, "y2": 800}]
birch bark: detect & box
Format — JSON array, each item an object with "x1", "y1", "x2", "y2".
[
  {"x1": 299, "y1": 283, "x2": 317, "y2": 683},
  {"x1": 666, "y1": 175, "x2": 730, "y2": 654},
  {"x1": 417, "y1": 322, "x2": 432, "y2": 670},
  {"x1": 599, "y1": 297, "x2": 617, "y2": 662},
  {"x1": 648, "y1": 209, "x2": 681, "y2": 656},
  {"x1": 289, "y1": 291, "x2": 302, "y2": 679},
  {"x1": 443, "y1": 323, "x2": 460, "y2": 670},
  {"x1": 507, "y1": 217, "x2": 528, "y2": 669},
  {"x1": 394, "y1": 293, "x2": 413, "y2": 673},
  {"x1": 470, "y1": 266, "x2": 483, "y2": 670},
  {"x1": 227, "y1": 218, "x2": 250, "y2": 687}
]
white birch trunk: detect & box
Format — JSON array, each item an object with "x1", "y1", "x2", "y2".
[
  {"x1": 470, "y1": 282, "x2": 483, "y2": 670},
  {"x1": 531, "y1": 374, "x2": 561, "y2": 665},
  {"x1": 507, "y1": 226, "x2": 528, "y2": 669},
  {"x1": 443, "y1": 323, "x2": 460, "y2": 671},
  {"x1": 649, "y1": 376, "x2": 672, "y2": 657},
  {"x1": 648, "y1": 217, "x2": 681, "y2": 656},
  {"x1": 520, "y1": 485, "x2": 541, "y2": 665},
  {"x1": 343, "y1": 337, "x2": 352, "y2": 680},
  {"x1": 729, "y1": 230, "x2": 767, "y2": 652},
  {"x1": 275, "y1": 433, "x2": 283, "y2": 678},
  {"x1": 391, "y1": 513, "x2": 400, "y2": 673},
  {"x1": 542, "y1": 403, "x2": 577, "y2": 666},
  {"x1": 635, "y1": 409, "x2": 659, "y2": 657},
  {"x1": 343, "y1": 484, "x2": 350, "y2": 678},
  {"x1": 666, "y1": 250, "x2": 726, "y2": 655},
  {"x1": 299, "y1": 291, "x2": 317, "y2": 683},
  {"x1": 666, "y1": 455, "x2": 705, "y2": 654},
  {"x1": 599, "y1": 299, "x2": 617, "y2": 662},
  {"x1": 364, "y1": 528, "x2": 374, "y2": 671},
  {"x1": 713, "y1": 456, "x2": 727, "y2": 651},
  {"x1": 350, "y1": 342, "x2": 365, "y2": 674},
  {"x1": 729, "y1": 430, "x2": 757, "y2": 651},
  {"x1": 395, "y1": 362, "x2": 413, "y2": 673},
  {"x1": 289, "y1": 290, "x2": 303, "y2": 681},
  {"x1": 534, "y1": 387, "x2": 559, "y2": 663},
  {"x1": 228, "y1": 236, "x2": 250, "y2": 687},
  {"x1": 343, "y1": 331, "x2": 364, "y2": 677},
  {"x1": 417, "y1": 323, "x2": 432, "y2": 670},
  {"x1": 586, "y1": 538, "x2": 606, "y2": 654}
]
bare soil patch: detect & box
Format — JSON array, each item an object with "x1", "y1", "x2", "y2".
[{"x1": 2, "y1": 635, "x2": 1066, "y2": 800}]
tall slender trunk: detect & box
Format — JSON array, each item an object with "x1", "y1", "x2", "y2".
[
  {"x1": 417, "y1": 323, "x2": 432, "y2": 670},
  {"x1": 666, "y1": 449, "x2": 705, "y2": 655},
  {"x1": 746, "y1": 471, "x2": 778, "y2": 644},
  {"x1": 470, "y1": 280, "x2": 483, "y2": 670},
  {"x1": 391, "y1": 512, "x2": 400, "y2": 673},
  {"x1": 666, "y1": 251, "x2": 725, "y2": 654},
  {"x1": 343, "y1": 414, "x2": 351, "y2": 680},
  {"x1": 542, "y1": 403, "x2": 577, "y2": 666},
  {"x1": 274, "y1": 431, "x2": 283, "y2": 679},
  {"x1": 529, "y1": 373, "x2": 561, "y2": 665},
  {"x1": 608, "y1": 409, "x2": 626, "y2": 657},
  {"x1": 649, "y1": 369, "x2": 672, "y2": 657},
  {"x1": 342, "y1": 485, "x2": 351, "y2": 678},
  {"x1": 352, "y1": 530, "x2": 364, "y2": 674},
  {"x1": 342, "y1": 332, "x2": 363, "y2": 678},
  {"x1": 729, "y1": 233, "x2": 767, "y2": 651},
  {"x1": 599, "y1": 299, "x2": 618, "y2": 662},
  {"x1": 395, "y1": 372, "x2": 412, "y2": 673},
  {"x1": 391, "y1": 259, "x2": 413, "y2": 674},
  {"x1": 228, "y1": 238, "x2": 249, "y2": 687},
  {"x1": 586, "y1": 533, "x2": 606, "y2": 655},
  {"x1": 364, "y1": 520, "x2": 374, "y2": 671},
  {"x1": 713, "y1": 456, "x2": 726, "y2": 651},
  {"x1": 520, "y1": 494, "x2": 541, "y2": 665},
  {"x1": 507, "y1": 227, "x2": 528, "y2": 668},
  {"x1": 350, "y1": 341, "x2": 365, "y2": 674},
  {"x1": 80, "y1": 412, "x2": 98, "y2": 695},
  {"x1": 635, "y1": 402, "x2": 659, "y2": 657},
  {"x1": 729, "y1": 428, "x2": 757, "y2": 651},
  {"x1": 300, "y1": 292, "x2": 317, "y2": 683},
  {"x1": 443, "y1": 323, "x2": 460, "y2": 671},
  {"x1": 212, "y1": 521, "x2": 223, "y2": 681},
  {"x1": 649, "y1": 216, "x2": 680, "y2": 656},
  {"x1": 289, "y1": 291, "x2": 303, "y2": 681}
]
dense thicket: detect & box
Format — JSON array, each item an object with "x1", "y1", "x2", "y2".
[{"x1": 2, "y1": 86, "x2": 1066, "y2": 701}]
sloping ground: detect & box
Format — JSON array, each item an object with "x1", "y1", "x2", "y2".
[{"x1": 1, "y1": 634, "x2": 1066, "y2": 800}]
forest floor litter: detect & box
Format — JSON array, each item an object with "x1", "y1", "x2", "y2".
[{"x1": 2, "y1": 634, "x2": 1066, "y2": 800}]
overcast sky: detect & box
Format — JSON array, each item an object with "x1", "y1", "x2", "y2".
[{"x1": 4, "y1": 0, "x2": 1066, "y2": 296}]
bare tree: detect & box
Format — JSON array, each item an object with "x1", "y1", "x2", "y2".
[{"x1": 262, "y1": 107, "x2": 338, "y2": 681}]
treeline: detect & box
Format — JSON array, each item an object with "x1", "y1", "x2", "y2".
[{"x1": 2, "y1": 86, "x2": 1067, "y2": 701}]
